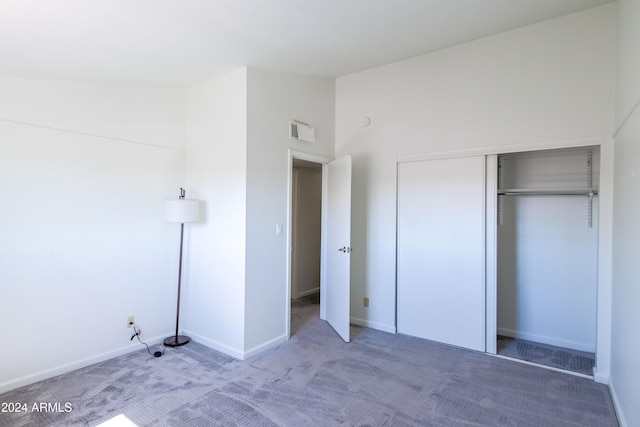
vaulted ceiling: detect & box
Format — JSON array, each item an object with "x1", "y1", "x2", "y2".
[{"x1": 0, "y1": 0, "x2": 615, "y2": 87}]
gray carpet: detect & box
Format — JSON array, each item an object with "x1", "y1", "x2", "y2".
[
  {"x1": 497, "y1": 335, "x2": 596, "y2": 376},
  {"x1": 0, "y1": 298, "x2": 618, "y2": 426}
]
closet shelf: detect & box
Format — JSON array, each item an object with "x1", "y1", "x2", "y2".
[{"x1": 498, "y1": 188, "x2": 598, "y2": 197}]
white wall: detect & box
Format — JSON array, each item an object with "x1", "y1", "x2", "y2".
[
  {"x1": 610, "y1": 0, "x2": 640, "y2": 425},
  {"x1": 335, "y1": 5, "x2": 616, "y2": 346},
  {"x1": 244, "y1": 68, "x2": 335, "y2": 354},
  {"x1": 0, "y1": 77, "x2": 186, "y2": 393},
  {"x1": 183, "y1": 68, "x2": 334, "y2": 358},
  {"x1": 184, "y1": 68, "x2": 248, "y2": 357},
  {"x1": 0, "y1": 77, "x2": 184, "y2": 150}
]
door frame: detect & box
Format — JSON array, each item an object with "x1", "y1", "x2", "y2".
[{"x1": 286, "y1": 149, "x2": 332, "y2": 339}]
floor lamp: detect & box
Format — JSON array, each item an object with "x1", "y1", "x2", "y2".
[{"x1": 164, "y1": 188, "x2": 200, "y2": 347}]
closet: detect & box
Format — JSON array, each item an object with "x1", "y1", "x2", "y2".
[
  {"x1": 496, "y1": 147, "x2": 599, "y2": 374},
  {"x1": 396, "y1": 145, "x2": 600, "y2": 376}
]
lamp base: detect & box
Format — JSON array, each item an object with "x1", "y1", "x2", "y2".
[{"x1": 163, "y1": 335, "x2": 191, "y2": 347}]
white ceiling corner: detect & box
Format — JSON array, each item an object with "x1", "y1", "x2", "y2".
[{"x1": 0, "y1": 0, "x2": 615, "y2": 87}]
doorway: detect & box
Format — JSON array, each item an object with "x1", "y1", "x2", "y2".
[
  {"x1": 290, "y1": 158, "x2": 323, "y2": 336},
  {"x1": 286, "y1": 150, "x2": 353, "y2": 342}
]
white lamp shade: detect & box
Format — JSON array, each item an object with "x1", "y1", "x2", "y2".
[{"x1": 164, "y1": 199, "x2": 200, "y2": 223}]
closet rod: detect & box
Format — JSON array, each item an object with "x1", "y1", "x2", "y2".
[{"x1": 498, "y1": 188, "x2": 598, "y2": 197}]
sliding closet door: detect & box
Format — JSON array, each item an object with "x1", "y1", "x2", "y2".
[{"x1": 397, "y1": 156, "x2": 485, "y2": 352}]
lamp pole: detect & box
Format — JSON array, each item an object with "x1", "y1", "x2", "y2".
[{"x1": 164, "y1": 188, "x2": 197, "y2": 347}]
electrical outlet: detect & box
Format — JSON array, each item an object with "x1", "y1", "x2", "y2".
[
  {"x1": 127, "y1": 315, "x2": 135, "y2": 328},
  {"x1": 364, "y1": 297, "x2": 369, "y2": 308}
]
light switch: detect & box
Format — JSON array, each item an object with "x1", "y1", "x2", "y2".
[{"x1": 276, "y1": 224, "x2": 282, "y2": 236}]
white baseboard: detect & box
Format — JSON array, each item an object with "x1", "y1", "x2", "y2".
[
  {"x1": 0, "y1": 329, "x2": 289, "y2": 395},
  {"x1": 0, "y1": 334, "x2": 166, "y2": 395},
  {"x1": 608, "y1": 379, "x2": 628, "y2": 427},
  {"x1": 593, "y1": 369, "x2": 609, "y2": 384},
  {"x1": 185, "y1": 331, "x2": 245, "y2": 360},
  {"x1": 186, "y1": 331, "x2": 288, "y2": 361},
  {"x1": 350, "y1": 317, "x2": 396, "y2": 334},
  {"x1": 497, "y1": 327, "x2": 595, "y2": 353},
  {"x1": 243, "y1": 334, "x2": 288, "y2": 359}
]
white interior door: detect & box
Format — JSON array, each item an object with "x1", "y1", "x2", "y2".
[
  {"x1": 325, "y1": 154, "x2": 352, "y2": 342},
  {"x1": 397, "y1": 156, "x2": 486, "y2": 352}
]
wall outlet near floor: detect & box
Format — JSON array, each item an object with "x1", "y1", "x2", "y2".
[
  {"x1": 127, "y1": 315, "x2": 135, "y2": 328},
  {"x1": 364, "y1": 297, "x2": 370, "y2": 308}
]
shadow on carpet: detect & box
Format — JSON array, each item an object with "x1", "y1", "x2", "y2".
[{"x1": 497, "y1": 335, "x2": 595, "y2": 376}]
